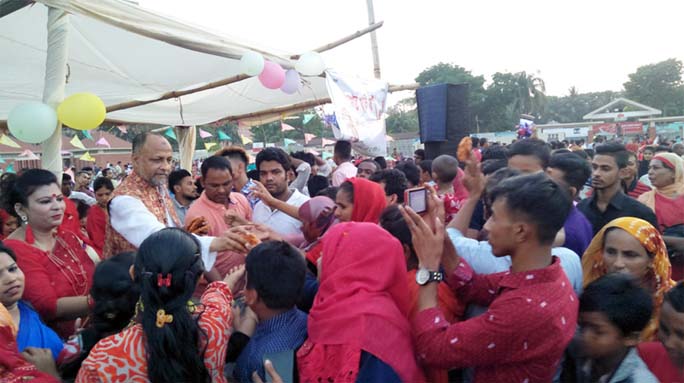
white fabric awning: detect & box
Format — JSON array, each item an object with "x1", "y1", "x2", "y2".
[{"x1": 0, "y1": 0, "x2": 330, "y2": 126}]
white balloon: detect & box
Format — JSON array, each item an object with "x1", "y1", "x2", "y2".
[
  {"x1": 8, "y1": 102, "x2": 58, "y2": 144},
  {"x1": 295, "y1": 51, "x2": 326, "y2": 76},
  {"x1": 240, "y1": 51, "x2": 265, "y2": 76}
]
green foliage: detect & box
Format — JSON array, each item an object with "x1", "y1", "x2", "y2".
[
  {"x1": 541, "y1": 90, "x2": 622, "y2": 124},
  {"x1": 624, "y1": 58, "x2": 684, "y2": 116}
]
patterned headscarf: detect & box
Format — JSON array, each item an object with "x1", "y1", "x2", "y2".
[{"x1": 582, "y1": 217, "x2": 676, "y2": 340}]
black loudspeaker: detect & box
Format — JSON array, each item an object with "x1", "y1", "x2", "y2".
[{"x1": 416, "y1": 83, "x2": 470, "y2": 160}]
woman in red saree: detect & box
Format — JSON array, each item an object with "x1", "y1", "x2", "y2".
[
  {"x1": 1, "y1": 169, "x2": 96, "y2": 339},
  {"x1": 297, "y1": 222, "x2": 424, "y2": 383}
]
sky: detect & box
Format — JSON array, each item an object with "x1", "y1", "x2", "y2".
[{"x1": 139, "y1": 0, "x2": 684, "y2": 100}]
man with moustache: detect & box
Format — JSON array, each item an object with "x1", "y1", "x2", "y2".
[
  {"x1": 103, "y1": 133, "x2": 236, "y2": 272},
  {"x1": 252, "y1": 148, "x2": 310, "y2": 237},
  {"x1": 578, "y1": 142, "x2": 657, "y2": 234}
]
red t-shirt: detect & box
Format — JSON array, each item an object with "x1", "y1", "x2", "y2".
[
  {"x1": 637, "y1": 341, "x2": 684, "y2": 382},
  {"x1": 655, "y1": 193, "x2": 684, "y2": 231}
]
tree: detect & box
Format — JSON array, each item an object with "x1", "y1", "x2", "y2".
[
  {"x1": 542, "y1": 90, "x2": 621, "y2": 124},
  {"x1": 624, "y1": 58, "x2": 684, "y2": 116}
]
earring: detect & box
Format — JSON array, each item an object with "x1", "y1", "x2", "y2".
[{"x1": 19, "y1": 215, "x2": 27, "y2": 224}]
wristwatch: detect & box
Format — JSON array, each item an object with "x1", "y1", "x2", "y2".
[{"x1": 415, "y1": 267, "x2": 444, "y2": 286}]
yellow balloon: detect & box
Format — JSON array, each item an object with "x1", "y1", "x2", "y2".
[{"x1": 57, "y1": 93, "x2": 106, "y2": 131}]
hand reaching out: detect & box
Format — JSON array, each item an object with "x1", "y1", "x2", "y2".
[
  {"x1": 250, "y1": 180, "x2": 276, "y2": 207},
  {"x1": 252, "y1": 360, "x2": 284, "y2": 383},
  {"x1": 400, "y1": 203, "x2": 445, "y2": 271},
  {"x1": 223, "y1": 264, "x2": 246, "y2": 292}
]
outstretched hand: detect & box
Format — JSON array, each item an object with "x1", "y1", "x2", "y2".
[
  {"x1": 223, "y1": 264, "x2": 246, "y2": 292},
  {"x1": 400, "y1": 201, "x2": 445, "y2": 271},
  {"x1": 250, "y1": 180, "x2": 276, "y2": 207},
  {"x1": 462, "y1": 158, "x2": 486, "y2": 198}
]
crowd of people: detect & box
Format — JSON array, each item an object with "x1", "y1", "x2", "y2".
[{"x1": 2, "y1": 131, "x2": 684, "y2": 383}]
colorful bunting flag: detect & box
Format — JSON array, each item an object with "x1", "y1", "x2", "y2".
[
  {"x1": 80, "y1": 152, "x2": 96, "y2": 162},
  {"x1": 5, "y1": 163, "x2": 15, "y2": 173},
  {"x1": 281, "y1": 122, "x2": 296, "y2": 132},
  {"x1": 199, "y1": 129, "x2": 213, "y2": 139},
  {"x1": 204, "y1": 142, "x2": 218, "y2": 151},
  {"x1": 322, "y1": 138, "x2": 336, "y2": 146},
  {"x1": 164, "y1": 127, "x2": 177, "y2": 140},
  {"x1": 284, "y1": 138, "x2": 297, "y2": 146},
  {"x1": 218, "y1": 131, "x2": 231, "y2": 141},
  {"x1": 385, "y1": 135, "x2": 394, "y2": 142},
  {"x1": 0, "y1": 135, "x2": 20, "y2": 148},
  {"x1": 95, "y1": 137, "x2": 111, "y2": 148},
  {"x1": 241, "y1": 135, "x2": 253, "y2": 145},
  {"x1": 304, "y1": 133, "x2": 316, "y2": 144},
  {"x1": 303, "y1": 114, "x2": 316, "y2": 125},
  {"x1": 117, "y1": 125, "x2": 128, "y2": 134},
  {"x1": 18, "y1": 150, "x2": 39, "y2": 160},
  {"x1": 70, "y1": 135, "x2": 86, "y2": 150},
  {"x1": 82, "y1": 130, "x2": 94, "y2": 141}
]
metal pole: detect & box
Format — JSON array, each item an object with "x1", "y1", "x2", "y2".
[{"x1": 366, "y1": 0, "x2": 381, "y2": 79}]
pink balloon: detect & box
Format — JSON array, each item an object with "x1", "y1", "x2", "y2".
[
  {"x1": 280, "y1": 70, "x2": 301, "y2": 94},
  {"x1": 258, "y1": 61, "x2": 286, "y2": 89}
]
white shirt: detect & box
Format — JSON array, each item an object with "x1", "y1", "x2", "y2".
[
  {"x1": 446, "y1": 228, "x2": 583, "y2": 295},
  {"x1": 253, "y1": 189, "x2": 310, "y2": 237},
  {"x1": 70, "y1": 192, "x2": 96, "y2": 206},
  {"x1": 331, "y1": 161, "x2": 357, "y2": 187},
  {"x1": 110, "y1": 196, "x2": 217, "y2": 270}
]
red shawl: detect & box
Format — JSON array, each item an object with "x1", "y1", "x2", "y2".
[
  {"x1": 348, "y1": 177, "x2": 387, "y2": 223},
  {"x1": 298, "y1": 222, "x2": 424, "y2": 382}
]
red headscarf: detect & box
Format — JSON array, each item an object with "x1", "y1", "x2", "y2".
[
  {"x1": 347, "y1": 177, "x2": 387, "y2": 223},
  {"x1": 301, "y1": 222, "x2": 424, "y2": 382}
]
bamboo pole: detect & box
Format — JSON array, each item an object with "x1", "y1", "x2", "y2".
[
  {"x1": 290, "y1": 21, "x2": 384, "y2": 59},
  {"x1": 226, "y1": 83, "x2": 420, "y2": 122},
  {"x1": 366, "y1": 0, "x2": 382, "y2": 79},
  {"x1": 105, "y1": 22, "x2": 384, "y2": 114},
  {"x1": 106, "y1": 74, "x2": 249, "y2": 113}
]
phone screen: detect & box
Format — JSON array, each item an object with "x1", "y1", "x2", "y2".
[{"x1": 408, "y1": 188, "x2": 427, "y2": 213}]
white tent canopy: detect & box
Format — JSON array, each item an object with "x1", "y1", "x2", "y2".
[{"x1": 0, "y1": 0, "x2": 329, "y2": 126}]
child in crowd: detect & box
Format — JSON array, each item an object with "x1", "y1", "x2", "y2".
[
  {"x1": 418, "y1": 160, "x2": 435, "y2": 187},
  {"x1": 570, "y1": 273, "x2": 657, "y2": 382},
  {"x1": 638, "y1": 281, "x2": 684, "y2": 382},
  {"x1": 431, "y1": 155, "x2": 464, "y2": 224}
]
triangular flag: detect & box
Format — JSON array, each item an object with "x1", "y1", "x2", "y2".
[
  {"x1": 95, "y1": 137, "x2": 111, "y2": 148},
  {"x1": 0, "y1": 135, "x2": 20, "y2": 148},
  {"x1": 385, "y1": 135, "x2": 394, "y2": 142},
  {"x1": 281, "y1": 122, "x2": 296, "y2": 132},
  {"x1": 80, "y1": 151, "x2": 96, "y2": 162},
  {"x1": 303, "y1": 113, "x2": 316, "y2": 125},
  {"x1": 218, "y1": 131, "x2": 231, "y2": 141},
  {"x1": 18, "y1": 150, "x2": 39, "y2": 160},
  {"x1": 304, "y1": 133, "x2": 316, "y2": 144},
  {"x1": 5, "y1": 163, "x2": 15, "y2": 173},
  {"x1": 322, "y1": 138, "x2": 336, "y2": 146},
  {"x1": 204, "y1": 142, "x2": 218, "y2": 151},
  {"x1": 199, "y1": 129, "x2": 213, "y2": 139},
  {"x1": 241, "y1": 135, "x2": 253, "y2": 145},
  {"x1": 117, "y1": 124, "x2": 128, "y2": 134},
  {"x1": 164, "y1": 128, "x2": 177, "y2": 140},
  {"x1": 82, "y1": 130, "x2": 94, "y2": 141},
  {"x1": 284, "y1": 138, "x2": 297, "y2": 146},
  {"x1": 70, "y1": 135, "x2": 86, "y2": 150}
]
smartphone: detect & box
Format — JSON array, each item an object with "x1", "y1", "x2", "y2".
[{"x1": 404, "y1": 187, "x2": 427, "y2": 214}]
